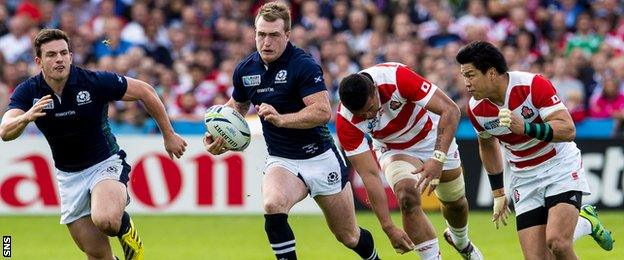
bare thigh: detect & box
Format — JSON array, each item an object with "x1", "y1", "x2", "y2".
[
  {"x1": 262, "y1": 166, "x2": 308, "y2": 214},
  {"x1": 518, "y1": 225, "x2": 551, "y2": 260},
  {"x1": 91, "y1": 179, "x2": 127, "y2": 235}
]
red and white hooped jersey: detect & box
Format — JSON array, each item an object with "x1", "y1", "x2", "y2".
[
  {"x1": 467, "y1": 71, "x2": 580, "y2": 172},
  {"x1": 336, "y1": 63, "x2": 439, "y2": 156}
]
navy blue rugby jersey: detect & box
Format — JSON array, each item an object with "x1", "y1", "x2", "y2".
[
  {"x1": 232, "y1": 42, "x2": 333, "y2": 159},
  {"x1": 8, "y1": 65, "x2": 127, "y2": 171}
]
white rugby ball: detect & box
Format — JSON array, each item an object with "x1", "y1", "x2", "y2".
[{"x1": 204, "y1": 105, "x2": 251, "y2": 151}]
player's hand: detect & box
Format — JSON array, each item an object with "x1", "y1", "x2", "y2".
[
  {"x1": 164, "y1": 132, "x2": 187, "y2": 159},
  {"x1": 24, "y1": 95, "x2": 53, "y2": 122},
  {"x1": 492, "y1": 194, "x2": 511, "y2": 229},
  {"x1": 384, "y1": 226, "x2": 415, "y2": 254},
  {"x1": 256, "y1": 103, "x2": 284, "y2": 127},
  {"x1": 498, "y1": 108, "x2": 524, "y2": 135},
  {"x1": 203, "y1": 133, "x2": 228, "y2": 155},
  {"x1": 415, "y1": 158, "x2": 443, "y2": 195}
]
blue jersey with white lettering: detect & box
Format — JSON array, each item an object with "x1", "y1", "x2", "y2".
[
  {"x1": 232, "y1": 42, "x2": 333, "y2": 159},
  {"x1": 8, "y1": 65, "x2": 127, "y2": 171}
]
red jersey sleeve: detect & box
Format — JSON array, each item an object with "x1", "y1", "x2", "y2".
[
  {"x1": 531, "y1": 74, "x2": 567, "y2": 118},
  {"x1": 395, "y1": 65, "x2": 438, "y2": 107},
  {"x1": 336, "y1": 114, "x2": 368, "y2": 156}
]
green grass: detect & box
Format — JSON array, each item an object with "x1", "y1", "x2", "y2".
[{"x1": 1, "y1": 211, "x2": 621, "y2": 259}]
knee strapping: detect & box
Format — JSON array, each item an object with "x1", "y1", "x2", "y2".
[
  {"x1": 434, "y1": 174, "x2": 465, "y2": 202},
  {"x1": 384, "y1": 161, "x2": 419, "y2": 190}
]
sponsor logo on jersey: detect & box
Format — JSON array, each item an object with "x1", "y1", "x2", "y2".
[
  {"x1": 521, "y1": 106, "x2": 534, "y2": 119},
  {"x1": 242, "y1": 75, "x2": 261, "y2": 87},
  {"x1": 275, "y1": 70, "x2": 287, "y2": 84},
  {"x1": 484, "y1": 119, "x2": 500, "y2": 130},
  {"x1": 76, "y1": 91, "x2": 92, "y2": 106}
]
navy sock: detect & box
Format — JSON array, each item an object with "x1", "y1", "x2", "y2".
[
  {"x1": 350, "y1": 228, "x2": 379, "y2": 260},
  {"x1": 265, "y1": 213, "x2": 297, "y2": 260},
  {"x1": 115, "y1": 211, "x2": 131, "y2": 237}
]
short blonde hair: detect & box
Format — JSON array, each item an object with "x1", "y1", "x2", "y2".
[{"x1": 255, "y1": 2, "x2": 291, "y2": 32}]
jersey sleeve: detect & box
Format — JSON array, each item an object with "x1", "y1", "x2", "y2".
[
  {"x1": 231, "y1": 64, "x2": 249, "y2": 103},
  {"x1": 466, "y1": 103, "x2": 491, "y2": 138},
  {"x1": 94, "y1": 71, "x2": 128, "y2": 101},
  {"x1": 297, "y1": 58, "x2": 326, "y2": 98},
  {"x1": 395, "y1": 65, "x2": 438, "y2": 107},
  {"x1": 7, "y1": 82, "x2": 34, "y2": 112},
  {"x1": 531, "y1": 75, "x2": 567, "y2": 119},
  {"x1": 336, "y1": 113, "x2": 369, "y2": 156}
]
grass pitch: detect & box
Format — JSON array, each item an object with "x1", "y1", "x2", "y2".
[{"x1": 1, "y1": 211, "x2": 621, "y2": 259}]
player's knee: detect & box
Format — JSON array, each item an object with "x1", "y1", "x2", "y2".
[
  {"x1": 384, "y1": 161, "x2": 418, "y2": 190},
  {"x1": 546, "y1": 235, "x2": 573, "y2": 254},
  {"x1": 263, "y1": 199, "x2": 289, "y2": 214},
  {"x1": 396, "y1": 188, "x2": 421, "y2": 213},
  {"x1": 91, "y1": 213, "x2": 121, "y2": 236},
  {"x1": 434, "y1": 174, "x2": 466, "y2": 203},
  {"x1": 335, "y1": 230, "x2": 359, "y2": 248}
]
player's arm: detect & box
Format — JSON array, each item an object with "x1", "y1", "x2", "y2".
[
  {"x1": 347, "y1": 151, "x2": 415, "y2": 253},
  {"x1": 225, "y1": 98, "x2": 251, "y2": 117},
  {"x1": 122, "y1": 77, "x2": 187, "y2": 158},
  {"x1": 257, "y1": 90, "x2": 331, "y2": 129},
  {"x1": 477, "y1": 134, "x2": 510, "y2": 229},
  {"x1": 538, "y1": 110, "x2": 575, "y2": 142},
  {"x1": 424, "y1": 89, "x2": 461, "y2": 154},
  {"x1": 0, "y1": 95, "x2": 53, "y2": 141}
]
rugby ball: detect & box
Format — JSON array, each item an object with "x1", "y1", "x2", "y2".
[{"x1": 204, "y1": 105, "x2": 251, "y2": 151}]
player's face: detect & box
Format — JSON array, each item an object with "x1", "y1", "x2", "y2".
[
  {"x1": 255, "y1": 17, "x2": 290, "y2": 64},
  {"x1": 460, "y1": 63, "x2": 490, "y2": 100},
  {"x1": 353, "y1": 90, "x2": 381, "y2": 119},
  {"x1": 36, "y1": 39, "x2": 73, "y2": 82}
]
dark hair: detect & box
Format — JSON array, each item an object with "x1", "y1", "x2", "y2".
[
  {"x1": 339, "y1": 73, "x2": 375, "y2": 111},
  {"x1": 34, "y1": 29, "x2": 70, "y2": 58},
  {"x1": 456, "y1": 41, "x2": 508, "y2": 74}
]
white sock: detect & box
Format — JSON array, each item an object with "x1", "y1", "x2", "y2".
[
  {"x1": 414, "y1": 238, "x2": 441, "y2": 260},
  {"x1": 574, "y1": 217, "x2": 592, "y2": 241},
  {"x1": 448, "y1": 222, "x2": 469, "y2": 249}
]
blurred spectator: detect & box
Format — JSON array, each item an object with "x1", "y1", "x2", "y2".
[
  {"x1": 93, "y1": 18, "x2": 133, "y2": 59},
  {"x1": 565, "y1": 12, "x2": 602, "y2": 57},
  {"x1": 589, "y1": 75, "x2": 624, "y2": 121},
  {"x1": 0, "y1": 15, "x2": 32, "y2": 64}
]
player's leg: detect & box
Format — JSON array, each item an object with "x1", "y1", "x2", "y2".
[
  {"x1": 315, "y1": 182, "x2": 379, "y2": 260},
  {"x1": 381, "y1": 154, "x2": 439, "y2": 259},
  {"x1": 67, "y1": 216, "x2": 115, "y2": 260},
  {"x1": 262, "y1": 164, "x2": 308, "y2": 260},
  {"x1": 437, "y1": 166, "x2": 482, "y2": 259},
  {"x1": 90, "y1": 153, "x2": 142, "y2": 260},
  {"x1": 516, "y1": 206, "x2": 553, "y2": 260},
  {"x1": 544, "y1": 191, "x2": 581, "y2": 259},
  {"x1": 57, "y1": 164, "x2": 116, "y2": 259}
]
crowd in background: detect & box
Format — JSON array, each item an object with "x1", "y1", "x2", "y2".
[{"x1": 0, "y1": 0, "x2": 623, "y2": 136}]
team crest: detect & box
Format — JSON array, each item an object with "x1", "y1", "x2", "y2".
[
  {"x1": 521, "y1": 106, "x2": 534, "y2": 119},
  {"x1": 275, "y1": 70, "x2": 287, "y2": 83},
  {"x1": 76, "y1": 91, "x2": 92, "y2": 106},
  {"x1": 389, "y1": 100, "x2": 402, "y2": 110},
  {"x1": 327, "y1": 172, "x2": 339, "y2": 185}
]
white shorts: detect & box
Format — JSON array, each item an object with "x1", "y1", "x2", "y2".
[
  {"x1": 56, "y1": 151, "x2": 131, "y2": 224},
  {"x1": 376, "y1": 137, "x2": 462, "y2": 171},
  {"x1": 264, "y1": 147, "x2": 348, "y2": 197},
  {"x1": 511, "y1": 151, "x2": 590, "y2": 216}
]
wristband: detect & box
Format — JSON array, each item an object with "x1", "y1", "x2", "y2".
[
  {"x1": 523, "y1": 122, "x2": 554, "y2": 142},
  {"x1": 487, "y1": 172, "x2": 504, "y2": 190},
  {"x1": 431, "y1": 150, "x2": 447, "y2": 164}
]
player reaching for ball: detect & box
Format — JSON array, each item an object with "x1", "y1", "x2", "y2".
[
  {"x1": 457, "y1": 41, "x2": 614, "y2": 259},
  {"x1": 337, "y1": 63, "x2": 484, "y2": 259},
  {"x1": 0, "y1": 29, "x2": 187, "y2": 260},
  {"x1": 203, "y1": 2, "x2": 380, "y2": 260}
]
